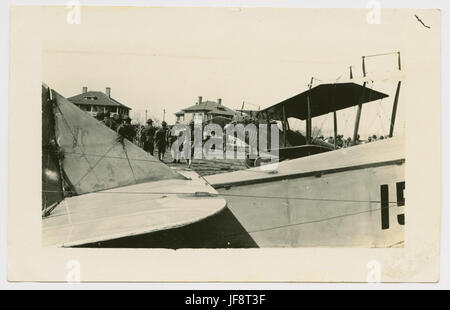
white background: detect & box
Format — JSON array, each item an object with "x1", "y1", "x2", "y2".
[{"x1": 1, "y1": 0, "x2": 448, "y2": 289}]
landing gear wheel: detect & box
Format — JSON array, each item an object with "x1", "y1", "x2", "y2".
[
  {"x1": 244, "y1": 157, "x2": 255, "y2": 168},
  {"x1": 254, "y1": 157, "x2": 264, "y2": 167}
]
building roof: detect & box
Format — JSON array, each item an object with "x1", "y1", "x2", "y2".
[
  {"x1": 180, "y1": 100, "x2": 237, "y2": 117},
  {"x1": 203, "y1": 116, "x2": 232, "y2": 127},
  {"x1": 68, "y1": 91, "x2": 131, "y2": 110}
]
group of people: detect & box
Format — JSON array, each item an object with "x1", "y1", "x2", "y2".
[
  {"x1": 96, "y1": 111, "x2": 120, "y2": 131},
  {"x1": 366, "y1": 134, "x2": 390, "y2": 143},
  {"x1": 316, "y1": 133, "x2": 390, "y2": 148},
  {"x1": 140, "y1": 119, "x2": 195, "y2": 166},
  {"x1": 96, "y1": 112, "x2": 195, "y2": 166},
  {"x1": 140, "y1": 119, "x2": 173, "y2": 162},
  {"x1": 99, "y1": 110, "x2": 393, "y2": 165},
  {"x1": 316, "y1": 135, "x2": 353, "y2": 148},
  {"x1": 96, "y1": 112, "x2": 138, "y2": 143}
]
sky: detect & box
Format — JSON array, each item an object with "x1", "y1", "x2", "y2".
[{"x1": 42, "y1": 7, "x2": 440, "y2": 139}]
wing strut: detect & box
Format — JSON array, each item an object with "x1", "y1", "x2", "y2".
[
  {"x1": 352, "y1": 81, "x2": 366, "y2": 145},
  {"x1": 332, "y1": 83, "x2": 337, "y2": 149},
  {"x1": 389, "y1": 81, "x2": 402, "y2": 137},
  {"x1": 389, "y1": 52, "x2": 402, "y2": 137},
  {"x1": 306, "y1": 77, "x2": 313, "y2": 144}
]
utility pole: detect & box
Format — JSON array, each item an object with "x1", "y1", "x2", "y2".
[
  {"x1": 145, "y1": 109, "x2": 147, "y2": 122},
  {"x1": 163, "y1": 109, "x2": 165, "y2": 122}
]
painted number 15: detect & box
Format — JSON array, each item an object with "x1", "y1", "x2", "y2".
[{"x1": 380, "y1": 181, "x2": 405, "y2": 230}]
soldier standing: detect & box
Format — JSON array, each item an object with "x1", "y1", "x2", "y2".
[
  {"x1": 142, "y1": 119, "x2": 156, "y2": 156},
  {"x1": 102, "y1": 112, "x2": 118, "y2": 131},
  {"x1": 186, "y1": 120, "x2": 195, "y2": 168},
  {"x1": 117, "y1": 116, "x2": 136, "y2": 142},
  {"x1": 154, "y1": 121, "x2": 169, "y2": 161}
]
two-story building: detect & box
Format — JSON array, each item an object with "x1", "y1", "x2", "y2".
[
  {"x1": 175, "y1": 96, "x2": 237, "y2": 126},
  {"x1": 68, "y1": 87, "x2": 131, "y2": 118}
]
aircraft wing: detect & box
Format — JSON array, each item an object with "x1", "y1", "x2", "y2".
[
  {"x1": 43, "y1": 170, "x2": 226, "y2": 247},
  {"x1": 42, "y1": 84, "x2": 225, "y2": 247},
  {"x1": 258, "y1": 82, "x2": 389, "y2": 121}
]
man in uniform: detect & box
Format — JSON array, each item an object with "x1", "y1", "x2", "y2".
[
  {"x1": 112, "y1": 113, "x2": 120, "y2": 126},
  {"x1": 154, "y1": 121, "x2": 169, "y2": 161},
  {"x1": 102, "y1": 112, "x2": 117, "y2": 131},
  {"x1": 117, "y1": 116, "x2": 136, "y2": 142},
  {"x1": 186, "y1": 120, "x2": 195, "y2": 168},
  {"x1": 142, "y1": 119, "x2": 156, "y2": 156},
  {"x1": 96, "y1": 111, "x2": 105, "y2": 121}
]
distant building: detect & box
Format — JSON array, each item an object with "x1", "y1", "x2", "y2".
[
  {"x1": 175, "y1": 96, "x2": 237, "y2": 125},
  {"x1": 68, "y1": 87, "x2": 131, "y2": 118}
]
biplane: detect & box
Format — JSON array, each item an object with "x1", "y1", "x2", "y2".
[
  {"x1": 42, "y1": 52, "x2": 405, "y2": 248},
  {"x1": 254, "y1": 82, "x2": 389, "y2": 161},
  {"x1": 205, "y1": 52, "x2": 405, "y2": 247}
]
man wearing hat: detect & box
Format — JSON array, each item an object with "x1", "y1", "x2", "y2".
[
  {"x1": 117, "y1": 116, "x2": 136, "y2": 142},
  {"x1": 154, "y1": 121, "x2": 169, "y2": 161},
  {"x1": 102, "y1": 112, "x2": 117, "y2": 131},
  {"x1": 96, "y1": 111, "x2": 105, "y2": 122},
  {"x1": 142, "y1": 119, "x2": 156, "y2": 156}
]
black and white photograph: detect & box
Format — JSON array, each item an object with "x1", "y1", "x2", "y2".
[
  {"x1": 41, "y1": 7, "x2": 410, "y2": 249},
  {"x1": 6, "y1": 2, "x2": 445, "y2": 284}
]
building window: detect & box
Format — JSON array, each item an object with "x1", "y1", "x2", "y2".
[{"x1": 84, "y1": 96, "x2": 98, "y2": 100}]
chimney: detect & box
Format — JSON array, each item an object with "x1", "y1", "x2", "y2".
[
  {"x1": 106, "y1": 87, "x2": 111, "y2": 97},
  {"x1": 82, "y1": 86, "x2": 88, "y2": 94},
  {"x1": 217, "y1": 98, "x2": 222, "y2": 105},
  {"x1": 198, "y1": 96, "x2": 202, "y2": 105}
]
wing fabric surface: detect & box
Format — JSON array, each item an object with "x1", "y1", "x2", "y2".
[{"x1": 51, "y1": 90, "x2": 184, "y2": 195}]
